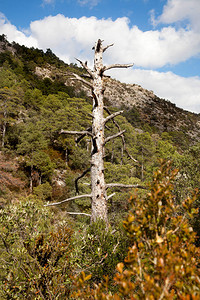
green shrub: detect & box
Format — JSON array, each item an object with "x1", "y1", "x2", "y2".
[
  {"x1": 72, "y1": 161, "x2": 200, "y2": 299},
  {"x1": 72, "y1": 220, "x2": 129, "y2": 287},
  {"x1": 0, "y1": 198, "x2": 73, "y2": 299},
  {"x1": 33, "y1": 182, "x2": 52, "y2": 200}
]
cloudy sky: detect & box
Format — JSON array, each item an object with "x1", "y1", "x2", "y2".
[{"x1": 0, "y1": 0, "x2": 200, "y2": 113}]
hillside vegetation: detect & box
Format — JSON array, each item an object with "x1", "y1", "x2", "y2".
[{"x1": 0, "y1": 35, "x2": 199, "y2": 299}]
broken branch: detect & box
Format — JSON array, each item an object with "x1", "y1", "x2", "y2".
[
  {"x1": 104, "y1": 110, "x2": 123, "y2": 124},
  {"x1": 60, "y1": 129, "x2": 93, "y2": 137},
  {"x1": 102, "y1": 63, "x2": 134, "y2": 73},
  {"x1": 81, "y1": 74, "x2": 93, "y2": 79},
  {"x1": 103, "y1": 43, "x2": 114, "y2": 52},
  {"x1": 75, "y1": 168, "x2": 91, "y2": 194},
  {"x1": 107, "y1": 192, "x2": 116, "y2": 200},
  {"x1": 44, "y1": 194, "x2": 92, "y2": 207},
  {"x1": 75, "y1": 58, "x2": 94, "y2": 78},
  {"x1": 104, "y1": 107, "x2": 138, "y2": 163},
  {"x1": 65, "y1": 212, "x2": 91, "y2": 217},
  {"x1": 71, "y1": 73, "x2": 93, "y2": 89},
  {"x1": 75, "y1": 127, "x2": 92, "y2": 144},
  {"x1": 104, "y1": 130, "x2": 126, "y2": 145},
  {"x1": 126, "y1": 151, "x2": 138, "y2": 163},
  {"x1": 158, "y1": 277, "x2": 172, "y2": 300},
  {"x1": 106, "y1": 183, "x2": 147, "y2": 190}
]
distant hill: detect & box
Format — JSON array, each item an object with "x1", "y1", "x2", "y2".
[
  {"x1": 0, "y1": 34, "x2": 199, "y2": 207},
  {"x1": 1, "y1": 34, "x2": 199, "y2": 147},
  {"x1": 34, "y1": 50, "x2": 200, "y2": 148}
]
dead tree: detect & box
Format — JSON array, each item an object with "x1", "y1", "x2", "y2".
[{"x1": 45, "y1": 39, "x2": 145, "y2": 225}]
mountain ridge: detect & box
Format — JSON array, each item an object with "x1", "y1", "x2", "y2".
[
  {"x1": 35, "y1": 63, "x2": 200, "y2": 145},
  {"x1": 1, "y1": 35, "x2": 200, "y2": 148},
  {"x1": 0, "y1": 34, "x2": 200, "y2": 224}
]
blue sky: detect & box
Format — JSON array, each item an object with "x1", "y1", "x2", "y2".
[
  {"x1": 0, "y1": 0, "x2": 200, "y2": 113},
  {"x1": 0, "y1": 0, "x2": 164, "y2": 30}
]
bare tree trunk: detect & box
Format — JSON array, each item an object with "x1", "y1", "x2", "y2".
[
  {"x1": 90, "y1": 41, "x2": 108, "y2": 224},
  {"x1": 65, "y1": 147, "x2": 69, "y2": 166},
  {"x1": 1, "y1": 122, "x2": 6, "y2": 148},
  {"x1": 39, "y1": 173, "x2": 42, "y2": 185},
  {"x1": 57, "y1": 39, "x2": 136, "y2": 225},
  {"x1": 1, "y1": 111, "x2": 7, "y2": 148},
  {"x1": 30, "y1": 168, "x2": 33, "y2": 193},
  {"x1": 141, "y1": 148, "x2": 144, "y2": 182},
  {"x1": 111, "y1": 140, "x2": 114, "y2": 163}
]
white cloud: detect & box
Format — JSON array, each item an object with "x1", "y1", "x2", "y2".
[
  {"x1": 152, "y1": 0, "x2": 200, "y2": 32},
  {"x1": 28, "y1": 15, "x2": 200, "y2": 69},
  {"x1": 0, "y1": 13, "x2": 38, "y2": 48},
  {"x1": 0, "y1": 11, "x2": 200, "y2": 112}
]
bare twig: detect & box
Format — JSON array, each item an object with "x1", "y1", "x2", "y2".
[
  {"x1": 104, "y1": 130, "x2": 126, "y2": 145},
  {"x1": 167, "y1": 216, "x2": 186, "y2": 236},
  {"x1": 103, "y1": 43, "x2": 114, "y2": 52},
  {"x1": 107, "y1": 192, "x2": 116, "y2": 200},
  {"x1": 75, "y1": 168, "x2": 91, "y2": 194},
  {"x1": 44, "y1": 194, "x2": 92, "y2": 207},
  {"x1": 106, "y1": 183, "x2": 147, "y2": 190},
  {"x1": 159, "y1": 277, "x2": 172, "y2": 300},
  {"x1": 137, "y1": 252, "x2": 145, "y2": 295},
  {"x1": 71, "y1": 73, "x2": 93, "y2": 89},
  {"x1": 125, "y1": 151, "x2": 138, "y2": 163},
  {"x1": 75, "y1": 58, "x2": 94, "y2": 78},
  {"x1": 66, "y1": 212, "x2": 91, "y2": 217},
  {"x1": 60, "y1": 129, "x2": 93, "y2": 137},
  {"x1": 102, "y1": 63, "x2": 134, "y2": 73},
  {"x1": 113, "y1": 241, "x2": 120, "y2": 253},
  {"x1": 104, "y1": 110, "x2": 123, "y2": 124},
  {"x1": 75, "y1": 127, "x2": 92, "y2": 144},
  {"x1": 104, "y1": 107, "x2": 138, "y2": 163},
  {"x1": 81, "y1": 74, "x2": 93, "y2": 79}
]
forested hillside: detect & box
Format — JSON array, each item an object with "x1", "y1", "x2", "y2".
[{"x1": 0, "y1": 35, "x2": 199, "y2": 299}]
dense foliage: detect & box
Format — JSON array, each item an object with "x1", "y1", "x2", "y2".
[
  {"x1": 72, "y1": 161, "x2": 200, "y2": 299},
  {"x1": 0, "y1": 36, "x2": 200, "y2": 298},
  {"x1": 0, "y1": 198, "x2": 73, "y2": 299}
]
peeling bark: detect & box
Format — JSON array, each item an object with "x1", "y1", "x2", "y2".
[
  {"x1": 57, "y1": 39, "x2": 135, "y2": 226},
  {"x1": 89, "y1": 40, "x2": 134, "y2": 224},
  {"x1": 90, "y1": 40, "x2": 108, "y2": 224}
]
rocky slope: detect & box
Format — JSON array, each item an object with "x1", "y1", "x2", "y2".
[
  {"x1": 2, "y1": 37, "x2": 200, "y2": 144},
  {"x1": 35, "y1": 65, "x2": 200, "y2": 144},
  {"x1": 104, "y1": 78, "x2": 200, "y2": 141}
]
